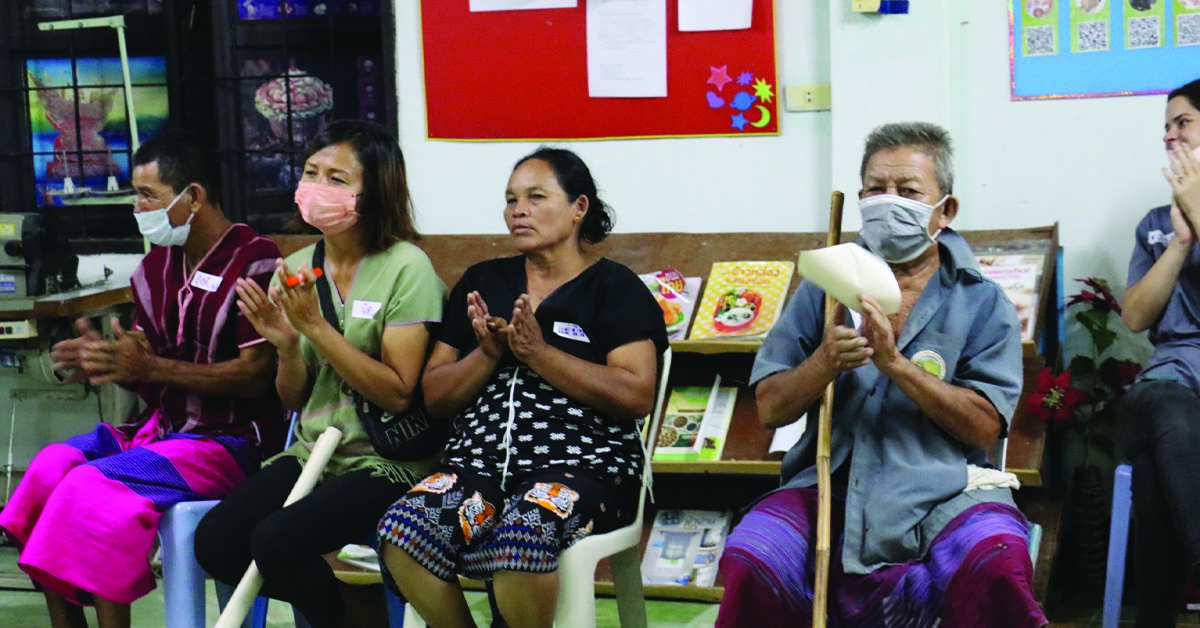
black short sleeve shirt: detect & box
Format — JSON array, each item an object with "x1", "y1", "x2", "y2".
[{"x1": 440, "y1": 256, "x2": 669, "y2": 485}]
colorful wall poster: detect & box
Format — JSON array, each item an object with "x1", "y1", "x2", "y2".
[
  {"x1": 25, "y1": 57, "x2": 168, "y2": 205},
  {"x1": 1125, "y1": 0, "x2": 1165, "y2": 48},
  {"x1": 1176, "y1": 0, "x2": 1200, "y2": 46},
  {"x1": 1010, "y1": 0, "x2": 1200, "y2": 99},
  {"x1": 1022, "y1": 0, "x2": 1060, "y2": 56},
  {"x1": 1071, "y1": 0, "x2": 1112, "y2": 52}
]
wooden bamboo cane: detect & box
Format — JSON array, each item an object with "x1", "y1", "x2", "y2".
[
  {"x1": 813, "y1": 191, "x2": 845, "y2": 628},
  {"x1": 213, "y1": 426, "x2": 344, "y2": 628}
]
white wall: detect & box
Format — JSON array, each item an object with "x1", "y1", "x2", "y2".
[
  {"x1": 395, "y1": 1, "x2": 834, "y2": 235},
  {"x1": 400, "y1": 1, "x2": 1171, "y2": 309}
]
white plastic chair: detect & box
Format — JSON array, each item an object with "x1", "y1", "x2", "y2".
[{"x1": 404, "y1": 348, "x2": 672, "y2": 628}]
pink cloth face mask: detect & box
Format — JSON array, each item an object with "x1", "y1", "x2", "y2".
[{"x1": 295, "y1": 181, "x2": 360, "y2": 236}]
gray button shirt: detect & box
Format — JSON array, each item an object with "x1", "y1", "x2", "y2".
[
  {"x1": 1127, "y1": 205, "x2": 1200, "y2": 395},
  {"x1": 750, "y1": 229, "x2": 1024, "y2": 574}
]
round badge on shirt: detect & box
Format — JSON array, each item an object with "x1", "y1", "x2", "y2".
[{"x1": 911, "y1": 349, "x2": 947, "y2": 380}]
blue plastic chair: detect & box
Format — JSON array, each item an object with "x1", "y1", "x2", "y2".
[
  {"x1": 159, "y1": 412, "x2": 404, "y2": 628},
  {"x1": 159, "y1": 499, "x2": 268, "y2": 628},
  {"x1": 1102, "y1": 463, "x2": 1133, "y2": 628}
]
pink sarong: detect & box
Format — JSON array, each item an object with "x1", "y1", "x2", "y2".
[{"x1": 0, "y1": 413, "x2": 257, "y2": 605}]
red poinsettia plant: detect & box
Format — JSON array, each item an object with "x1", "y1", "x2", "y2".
[{"x1": 1026, "y1": 278, "x2": 1141, "y2": 465}]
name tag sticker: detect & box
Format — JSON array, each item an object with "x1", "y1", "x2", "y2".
[
  {"x1": 190, "y1": 271, "x2": 223, "y2": 292},
  {"x1": 1148, "y1": 229, "x2": 1175, "y2": 246},
  {"x1": 553, "y1": 322, "x2": 590, "y2": 343},
  {"x1": 352, "y1": 300, "x2": 383, "y2": 319}
]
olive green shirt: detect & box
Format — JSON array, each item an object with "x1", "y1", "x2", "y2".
[{"x1": 274, "y1": 240, "x2": 446, "y2": 484}]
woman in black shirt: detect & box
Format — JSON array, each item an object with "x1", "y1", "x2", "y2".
[{"x1": 378, "y1": 147, "x2": 668, "y2": 628}]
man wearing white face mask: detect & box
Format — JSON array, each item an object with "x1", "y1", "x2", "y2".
[
  {"x1": 716, "y1": 123, "x2": 1046, "y2": 628},
  {"x1": 0, "y1": 130, "x2": 285, "y2": 628}
]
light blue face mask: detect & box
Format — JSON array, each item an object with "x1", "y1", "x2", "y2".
[
  {"x1": 857, "y1": 193, "x2": 948, "y2": 264},
  {"x1": 134, "y1": 187, "x2": 193, "y2": 247}
]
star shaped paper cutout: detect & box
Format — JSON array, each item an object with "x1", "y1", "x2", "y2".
[
  {"x1": 737, "y1": 72, "x2": 754, "y2": 86},
  {"x1": 731, "y1": 113, "x2": 748, "y2": 131},
  {"x1": 708, "y1": 66, "x2": 732, "y2": 92},
  {"x1": 752, "y1": 78, "x2": 774, "y2": 104}
]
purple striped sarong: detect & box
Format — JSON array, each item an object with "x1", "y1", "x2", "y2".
[
  {"x1": 716, "y1": 487, "x2": 1047, "y2": 628},
  {"x1": 0, "y1": 413, "x2": 257, "y2": 605}
]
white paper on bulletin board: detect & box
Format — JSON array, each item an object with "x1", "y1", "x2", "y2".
[
  {"x1": 679, "y1": 0, "x2": 753, "y2": 31},
  {"x1": 470, "y1": 0, "x2": 576, "y2": 11}
]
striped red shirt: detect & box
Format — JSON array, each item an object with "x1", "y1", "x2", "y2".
[{"x1": 128, "y1": 224, "x2": 285, "y2": 457}]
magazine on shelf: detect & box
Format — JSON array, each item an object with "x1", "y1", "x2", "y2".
[
  {"x1": 642, "y1": 509, "x2": 734, "y2": 587},
  {"x1": 640, "y1": 268, "x2": 702, "y2": 341},
  {"x1": 975, "y1": 253, "x2": 1043, "y2": 342},
  {"x1": 653, "y1": 378, "x2": 737, "y2": 461},
  {"x1": 688, "y1": 261, "x2": 794, "y2": 340}
]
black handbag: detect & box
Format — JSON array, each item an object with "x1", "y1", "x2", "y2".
[{"x1": 311, "y1": 241, "x2": 448, "y2": 461}]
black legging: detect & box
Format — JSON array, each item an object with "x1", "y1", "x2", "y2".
[
  {"x1": 194, "y1": 457, "x2": 412, "y2": 628},
  {"x1": 1117, "y1": 379, "x2": 1200, "y2": 628}
]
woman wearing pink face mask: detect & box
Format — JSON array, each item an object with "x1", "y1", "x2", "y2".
[
  {"x1": 194, "y1": 120, "x2": 446, "y2": 628},
  {"x1": 1116, "y1": 77, "x2": 1200, "y2": 628}
]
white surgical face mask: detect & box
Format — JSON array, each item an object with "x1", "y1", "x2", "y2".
[
  {"x1": 857, "y1": 193, "x2": 948, "y2": 264},
  {"x1": 135, "y1": 188, "x2": 193, "y2": 247}
]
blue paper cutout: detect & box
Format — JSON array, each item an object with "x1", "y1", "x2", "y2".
[
  {"x1": 737, "y1": 72, "x2": 754, "y2": 86},
  {"x1": 731, "y1": 113, "x2": 748, "y2": 131},
  {"x1": 706, "y1": 92, "x2": 725, "y2": 108},
  {"x1": 730, "y1": 92, "x2": 757, "y2": 111}
]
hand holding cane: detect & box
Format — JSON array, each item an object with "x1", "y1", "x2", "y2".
[
  {"x1": 813, "y1": 191, "x2": 845, "y2": 628},
  {"x1": 213, "y1": 426, "x2": 343, "y2": 628}
]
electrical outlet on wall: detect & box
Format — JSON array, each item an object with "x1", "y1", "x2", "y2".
[{"x1": 785, "y1": 84, "x2": 831, "y2": 112}]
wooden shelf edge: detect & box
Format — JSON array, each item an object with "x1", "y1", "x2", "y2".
[
  {"x1": 652, "y1": 460, "x2": 781, "y2": 475},
  {"x1": 670, "y1": 339, "x2": 762, "y2": 354},
  {"x1": 1010, "y1": 467, "x2": 1043, "y2": 487}
]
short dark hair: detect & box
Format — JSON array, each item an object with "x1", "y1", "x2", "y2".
[
  {"x1": 514, "y1": 147, "x2": 613, "y2": 244},
  {"x1": 132, "y1": 129, "x2": 222, "y2": 206},
  {"x1": 1169, "y1": 78, "x2": 1200, "y2": 112},
  {"x1": 300, "y1": 120, "x2": 418, "y2": 254}
]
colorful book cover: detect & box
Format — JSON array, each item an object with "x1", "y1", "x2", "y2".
[
  {"x1": 641, "y1": 509, "x2": 734, "y2": 587},
  {"x1": 640, "y1": 268, "x2": 701, "y2": 341},
  {"x1": 654, "y1": 380, "x2": 737, "y2": 461},
  {"x1": 976, "y1": 254, "x2": 1042, "y2": 342},
  {"x1": 688, "y1": 261, "x2": 794, "y2": 340}
]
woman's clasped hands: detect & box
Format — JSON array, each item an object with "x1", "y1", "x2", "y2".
[
  {"x1": 235, "y1": 258, "x2": 327, "y2": 350},
  {"x1": 467, "y1": 290, "x2": 547, "y2": 363}
]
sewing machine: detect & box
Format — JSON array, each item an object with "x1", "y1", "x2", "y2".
[{"x1": 0, "y1": 213, "x2": 80, "y2": 310}]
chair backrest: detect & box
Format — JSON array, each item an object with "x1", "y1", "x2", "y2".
[{"x1": 635, "y1": 347, "x2": 672, "y2": 525}]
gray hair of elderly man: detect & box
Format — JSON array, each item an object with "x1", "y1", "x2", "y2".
[{"x1": 859, "y1": 122, "x2": 955, "y2": 196}]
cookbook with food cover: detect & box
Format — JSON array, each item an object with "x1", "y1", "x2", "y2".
[
  {"x1": 653, "y1": 378, "x2": 737, "y2": 461},
  {"x1": 640, "y1": 268, "x2": 702, "y2": 341},
  {"x1": 688, "y1": 261, "x2": 794, "y2": 340}
]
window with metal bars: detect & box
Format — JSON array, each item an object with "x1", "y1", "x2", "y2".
[{"x1": 0, "y1": 0, "x2": 397, "y2": 253}]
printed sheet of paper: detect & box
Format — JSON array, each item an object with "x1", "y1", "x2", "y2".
[
  {"x1": 679, "y1": 0, "x2": 752, "y2": 31},
  {"x1": 470, "y1": 0, "x2": 576, "y2": 11},
  {"x1": 796, "y1": 243, "x2": 901, "y2": 315},
  {"x1": 587, "y1": 0, "x2": 667, "y2": 98}
]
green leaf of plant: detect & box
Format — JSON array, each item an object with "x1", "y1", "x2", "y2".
[
  {"x1": 1093, "y1": 327, "x2": 1117, "y2": 355},
  {"x1": 1069, "y1": 356, "x2": 1096, "y2": 378}
]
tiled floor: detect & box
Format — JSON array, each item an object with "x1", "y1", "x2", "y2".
[
  {"x1": 0, "y1": 546, "x2": 718, "y2": 628},
  {"x1": 3, "y1": 544, "x2": 1198, "y2": 628}
]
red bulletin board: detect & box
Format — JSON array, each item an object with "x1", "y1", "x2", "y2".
[{"x1": 419, "y1": 0, "x2": 778, "y2": 141}]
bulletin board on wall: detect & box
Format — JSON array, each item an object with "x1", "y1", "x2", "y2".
[
  {"x1": 1010, "y1": 0, "x2": 1200, "y2": 100},
  {"x1": 419, "y1": 0, "x2": 779, "y2": 141}
]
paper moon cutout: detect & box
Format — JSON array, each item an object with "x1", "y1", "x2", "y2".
[{"x1": 749, "y1": 105, "x2": 771, "y2": 128}]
